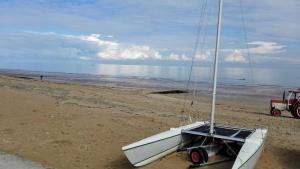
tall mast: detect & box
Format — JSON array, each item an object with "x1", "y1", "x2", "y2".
[{"x1": 209, "y1": 0, "x2": 223, "y2": 135}]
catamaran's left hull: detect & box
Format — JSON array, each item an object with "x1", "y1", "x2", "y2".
[
  {"x1": 122, "y1": 122, "x2": 206, "y2": 167},
  {"x1": 123, "y1": 131, "x2": 181, "y2": 167}
]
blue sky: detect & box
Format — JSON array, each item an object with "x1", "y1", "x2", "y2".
[{"x1": 0, "y1": 0, "x2": 299, "y2": 69}]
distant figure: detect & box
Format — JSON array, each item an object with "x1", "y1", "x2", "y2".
[{"x1": 40, "y1": 75, "x2": 43, "y2": 81}]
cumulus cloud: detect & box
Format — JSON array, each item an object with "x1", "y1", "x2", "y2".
[
  {"x1": 99, "y1": 45, "x2": 162, "y2": 60},
  {"x1": 246, "y1": 41, "x2": 285, "y2": 54},
  {"x1": 167, "y1": 53, "x2": 189, "y2": 61},
  {"x1": 225, "y1": 49, "x2": 247, "y2": 63},
  {"x1": 195, "y1": 51, "x2": 211, "y2": 61},
  {"x1": 66, "y1": 34, "x2": 164, "y2": 60},
  {"x1": 0, "y1": 31, "x2": 286, "y2": 65},
  {"x1": 66, "y1": 34, "x2": 216, "y2": 62},
  {"x1": 224, "y1": 41, "x2": 285, "y2": 63},
  {"x1": 165, "y1": 50, "x2": 212, "y2": 61},
  {"x1": 79, "y1": 56, "x2": 92, "y2": 60},
  {"x1": 0, "y1": 32, "x2": 192, "y2": 62}
]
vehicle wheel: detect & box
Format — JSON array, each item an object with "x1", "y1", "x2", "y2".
[
  {"x1": 189, "y1": 148, "x2": 208, "y2": 165},
  {"x1": 292, "y1": 104, "x2": 300, "y2": 119},
  {"x1": 271, "y1": 109, "x2": 281, "y2": 117}
]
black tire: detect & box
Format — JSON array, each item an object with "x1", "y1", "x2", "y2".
[
  {"x1": 201, "y1": 148, "x2": 208, "y2": 162},
  {"x1": 189, "y1": 148, "x2": 208, "y2": 165},
  {"x1": 291, "y1": 104, "x2": 300, "y2": 119}
]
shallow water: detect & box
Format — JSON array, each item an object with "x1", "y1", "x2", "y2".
[
  {"x1": 0, "y1": 68, "x2": 286, "y2": 103},
  {"x1": 0, "y1": 63, "x2": 299, "y2": 87},
  {"x1": 0, "y1": 151, "x2": 51, "y2": 169}
]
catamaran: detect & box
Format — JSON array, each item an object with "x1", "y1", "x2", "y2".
[{"x1": 122, "y1": 0, "x2": 268, "y2": 168}]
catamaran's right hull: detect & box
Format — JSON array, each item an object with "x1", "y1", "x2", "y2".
[{"x1": 232, "y1": 128, "x2": 268, "y2": 169}]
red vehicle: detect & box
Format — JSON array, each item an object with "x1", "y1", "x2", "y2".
[{"x1": 270, "y1": 88, "x2": 300, "y2": 118}]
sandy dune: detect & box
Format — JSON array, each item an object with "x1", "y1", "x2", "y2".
[{"x1": 0, "y1": 75, "x2": 299, "y2": 169}]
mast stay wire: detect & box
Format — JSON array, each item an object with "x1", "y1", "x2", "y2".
[
  {"x1": 239, "y1": 0, "x2": 263, "y2": 124},
  {"x1": 187, "y1": 0, "x2": 211, "y2": 120},
  {"x1": 191, "y1": 0, "x2": 212, "y2": 121},
  {"x1": 239, "y1": 0, "x2": 254, "y2": 85},
  {"x1": 181, "y1": 0, "x2": 208, "y2": 124}
]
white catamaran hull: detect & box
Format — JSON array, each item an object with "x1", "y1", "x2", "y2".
[
  {"x1": 122, "y1": 121, "x2": 206, "y2": 167},
  {"x1": 232, "y1": 128, "x2": 267, "y2": 169},
  {"x1": 123, "y1": 121, "x2": 267, "y2": 168}
]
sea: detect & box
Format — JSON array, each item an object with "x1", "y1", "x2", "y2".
[{"x1": 0, "y1": 62, "x2": 298, "y2": 88}]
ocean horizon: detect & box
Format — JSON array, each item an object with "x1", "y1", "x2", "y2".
[{"x1": 0, "y1": 62, "x2": 299, "y2": 88}]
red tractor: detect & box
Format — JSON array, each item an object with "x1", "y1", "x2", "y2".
[{"x1": 270, "y1": 88, "x2": 300, "y2": 119}]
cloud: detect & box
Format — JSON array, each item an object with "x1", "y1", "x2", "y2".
[
  {"x1": 66, "y1": 34, "x2": 213, "y2": 62},
  {"x1": 79, "y1": 56, "x2": 92, "y2": 60},
  {"x1": 246, "y1": 41, "x2": 285, "y2": 54},
  {"x1": 0, "y1": 32, "x2": 192, "y2": 62},
  {"x1": 0, "y1": 0, "x2": 298, "y2": 66},
  {"x1": 165, "y1": 50, "x2": 212, "y2": 62},
  {"x1": 195, "y1": 51, "x2": 211, "y2": 61},
  {"x1": 167, "y1": 53, "x2": 189, "y2": 61},
  {"x1": 224, "y1": 41, "x2": 285, "y2": 63},
  {"x1": 225, "y1": 49, "x2": 247, "y2": 63},
  {"x1": 0, "y1": 31, "x2": 288, "y2": 67},
  {"x1": 189, "y1": 40, "x2": 285, "y2": 64},
  {"x1": 67, "y1": 34, "x2": 164, "y2": 60}
]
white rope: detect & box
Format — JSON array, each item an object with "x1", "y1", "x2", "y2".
[{"x1": 182, "y1": 0, "x2": 208, "y2": 124}]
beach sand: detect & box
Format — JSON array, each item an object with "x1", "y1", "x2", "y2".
[{"x1": 0, "y1": 74, "x2": 299, "y2": 169}]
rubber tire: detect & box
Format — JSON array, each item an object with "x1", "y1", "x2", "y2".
[
  {"x1": 271, "y1": 109, "x2": 281, "y2": 117},
  {"x1": 291, "y1": 104, "x2": 300, "y2": 119},
  {"x1": 189, "y1": 148, "x2": 208, "y2": 165}
]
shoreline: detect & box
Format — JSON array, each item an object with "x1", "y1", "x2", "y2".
[
  {"x1": 0, "y1": 150, "x2": 51, "y2": 169},
  {"x1": 0, "y1": 68, "x2": 287, "y2": 102}
]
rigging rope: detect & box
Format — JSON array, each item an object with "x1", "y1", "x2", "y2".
[
  {"x1": 239, "y1": 0, "x2": 254, "y2": 85},
  {"x1": 181, "y1": 0, "x2": 208, "y2": 124},
  {"x1": 239, "y1": 0, "x2": 263, "y2": 128},
  {"x1": 193, "y1": 1, "x2": 213, "y2": 121}
]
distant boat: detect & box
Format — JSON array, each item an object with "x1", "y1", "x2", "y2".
[{"x1": 122, "y1": 0, "x2": 267, "y2": 168}]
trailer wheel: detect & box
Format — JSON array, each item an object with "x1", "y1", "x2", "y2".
[
  {"x1": 189, "y1": 148, "x2": 208, "y2": 165},
  {"x1": 271, "y1": 109, "x2": 281, "y2": 117},
  {"x1": 292, "y1": 104, "x2": 300, "y2": 119}
]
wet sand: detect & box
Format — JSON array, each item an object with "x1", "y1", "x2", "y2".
[
  {"x1": 0, "y1": 73, "x2": 299, "y2": 169},
  {"x1": 0, "y1": 151, "x2": 50, "y2": 169}
]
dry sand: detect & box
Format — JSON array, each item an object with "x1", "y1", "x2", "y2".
[{"x1": 0, "y1": 74, "x2": 299, "y2": 169}]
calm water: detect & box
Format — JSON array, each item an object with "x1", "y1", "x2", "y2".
[{"x1": 0, "y1": 61, "x2": 299, "y2": 87}]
